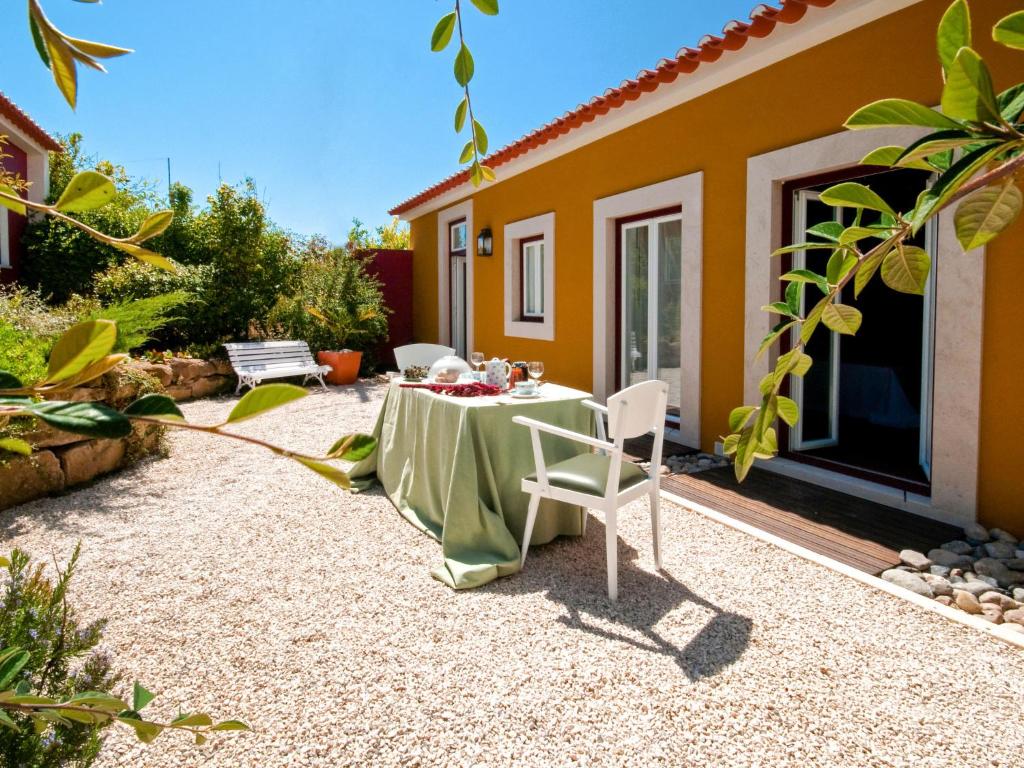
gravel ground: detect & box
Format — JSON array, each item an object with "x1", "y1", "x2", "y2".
[{"x1": 2, "y1": 382, "x2": 1022, "y2": 767}]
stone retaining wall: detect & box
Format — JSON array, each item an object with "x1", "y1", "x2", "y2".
[{"x1": 132, "y1": 357, "x2": 235, "y2": 401}]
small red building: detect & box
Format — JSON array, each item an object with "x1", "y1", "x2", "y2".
[{"x1": 0, "y1": 91, "x2": 61, "y2": 285}]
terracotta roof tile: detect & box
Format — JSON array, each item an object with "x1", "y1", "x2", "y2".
[
  {"x1": 0, "y1": 91, "x2": 62, "y2": 153},
  {"x1": 389, "y1": 0, "x2": 836, "y2": 216}
]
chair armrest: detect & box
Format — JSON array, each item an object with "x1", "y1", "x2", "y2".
[
  {"x1": 512, "y1": 415, "x2": 616, "y2": 453},
  {"x1": 581, "y1": 399, "x2": 607, "y2": 415}
]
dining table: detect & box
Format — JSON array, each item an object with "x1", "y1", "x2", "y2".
[{"x1": 348, "y1": 379, "x2": 595, "y2": 589}]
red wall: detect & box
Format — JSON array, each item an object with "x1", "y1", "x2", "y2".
[
  {"x1": 359, "y1": 249, "x2": 413, "y2": 369},
  {"x1": 0, "y1": 142, "x2": 28, "y2": 285}
]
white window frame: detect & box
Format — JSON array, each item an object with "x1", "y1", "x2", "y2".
[
  {"x1": 0, "y1": 210, "x2": 9, "y2": 269},
  {"x1": 520, "y1": 239, "x2": 545, "y2": 318},
  {"x1": 436, "y1": 200, "x2": 473, "y2": 352},
  {"x1": 744, "y1": 126, "x2": 985, "y2": 528},
  {"x1": 503, "y1": 212, "x2": 555, "y2": 341}
]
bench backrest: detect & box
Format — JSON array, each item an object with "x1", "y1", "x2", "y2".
[{"x1": 223, "y1": 341, "x2": 318, "y2": 371}]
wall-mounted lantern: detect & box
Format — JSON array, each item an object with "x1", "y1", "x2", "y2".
[{"x1": 477, "y1": 227, "x2": 493, "y2": 256}]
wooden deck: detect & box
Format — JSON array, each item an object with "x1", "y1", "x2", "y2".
[{"x1": 625, "y1": 436, "x2": 961, "y2": 575}]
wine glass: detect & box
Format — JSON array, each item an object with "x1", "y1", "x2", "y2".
[
  {"x1": 528, "y1": 361, "x2": 544, "y2": 385},
  {"x1": 470, "y1": 351, "x2": 484, "y2": 372}
]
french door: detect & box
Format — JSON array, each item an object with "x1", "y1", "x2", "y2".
[
  {"x1": 618, "y1": 210, "x2": 683, "y2": 418},
  {"x1": 448, "y1": 219, "x2": 467, "y2": 358}
]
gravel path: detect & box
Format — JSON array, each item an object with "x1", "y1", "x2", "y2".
[{"x1": 2, "y1": 382, "x2": 1022, "y2": 767}]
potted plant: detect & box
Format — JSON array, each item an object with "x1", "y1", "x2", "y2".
[{"x1": 307, "y1": 305, "x2": 380, "y2": 385}]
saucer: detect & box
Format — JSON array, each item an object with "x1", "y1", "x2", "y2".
[{"x1": 509, "y1": 391, "x2": 541, "y2": 399}]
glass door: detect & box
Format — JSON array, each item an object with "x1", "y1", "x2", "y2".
[
  {"x1": 619, "y1": 212, "x2": 683, "y2": 416},
  {"x1": 448, "y1": 220, "x2": 467, "y2": 359}
]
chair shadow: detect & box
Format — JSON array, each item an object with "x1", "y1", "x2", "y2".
[{"x1": 493, "y1": 515, "x2": 752, "y2": 681}]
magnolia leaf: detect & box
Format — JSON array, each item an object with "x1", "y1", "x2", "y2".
[
  {"x1": 881, "y1": 245, "x2": 931, "y2": 295},
  {"x1": 130, "y1": 210, "x2": 174, "y2": 243},
  {"x1": 780, "y1": 269, "x2": 829, "y2": 295},
  {"x1": 327, "y1": 433, "x2": 377, "y2": 461},
  {"x1": 819, "y1": 182, "x2": 897, "y2": 217},
  {"x1": 472, "y1": 120, "x2": 488, "y2": 155},
  {"x1": 0, "y1": 185, "x2": 27, "y2": 216},
  {"x1": 111, "y1": 241, "x2": 177, "y2": 272},
  {"x1": 761, "y1": 301, "x2": 797, "y2": 318},
  {"x1": 469, "y1": 0, "x2": 499, "y2": 15},
  {"x1": 480, "y1": 164, "x2": 496, "y2": 182},
  {"x1": 123, "y1": 394, "x2": 185, "y2": 421},
  {"x1": 954, "y1": 179, "x2": 1023, "y2": 250},
  {"x1": 118, "y1": 717, "x2": 163, "y2": 743},
  {"x1": 837, "y1": 226, "x2": 883, "y2": 246},
  {"x1": 998, "y1": 83, "x2": 1024, "y2": 123},
  {"x1": 54, "y1": 353, "x2": 128, "y2": 390},
  {"x1": 757, "y1": 320, "x2": 796, "y2": 359},
  {"x1": 861, "y1": 145, "x2": 937, "y2": 172},
  {"x1": 45, "y1": 320, "x2": 117, "y2": 383},
  {"x1": 806, "y1": 221, "x2": 843, "y2": 242},
  {"x1": 993, "y1": 11, "x2": 1024, "y2": 50},
  {"x1": 785, "y1": 281, "x2": 801, "y2": 315},
  {"x1": 722, "y1": 433, "x2": 740, "y2": 456},
  {"x1": 854, "y1": 245, "x2": 888, "y2": 298},
  {"x1": 826, "y1": 250, "x2": 858, "y2": 285},
  {"x1": 454, "y1": 43, "x2": 474, "y2": 87},
  {"x1": 470, "y1": 161, "x2": 484, "y2": 187},
  {"x1": 729, "y1": 406, "x2": 757, "y2": 432},
  {"x1": 63, "y1": 35, "x2": 133, "y2": 59},
  {"x1": 801, "y1": 296, "x2": 830, "y2": 344},
  {"x1": 55, "y1": 170, "x2": 115, "y2": 212},
  {"x1": 821, "y1": 303, "x2": 862, "y2": 335},
  {"x1": 171, "y1": 713, "x2": 212, "y2": 727},
  {"x1": 454, "y1": 97, "x2": 468, "y2": 132},
  {"x1": 37, "y1": 18, "x2": 79, "y2": 108},
  {"x1": 0, "y1": 438, "x2": 33, "y2": 456},
  {"x1": 227, "y1": 384, "x2": 307, "y2": 423},
  {"x1": 910, "y1": 142, "x2": 1006, "y2": 233},
  {"x1": 942, "y1": 47, "x2": 1000, "y2": 124},
  {"x1": 937, "y1": 0, "x2": 971, "y2": 73},
  {"x1": 69, "y1": 692, "x2": 129, "y2": 711},
  {"x1": 772, "y1": 242, "x2": 843, "y2": 256},
  {"x1": 430, "y1": 12, "x2": 456, "y2": 52},
  {"x1": 30, "y1": 401, "x2": 133, "y2": 439},
  {"x1": 895, "y1": 129, "x2": 981, "y2": 166},
  {"x1": 211, "y1": 720, "x2": 250, "y2": 731},
  {"x1": 459, "y1": 141, "x2": 475, "y2": 164},
  {"x1": 844, "y1": 98, "x2": 961, "y2": 130},
  {"x1": 29, "y1": 14, "x2": 50, "y2": 67},
  {"x1": 294, "y1": 457, "x2": 351, "y2": 489},
  {"x1": 776, "y1": 396, "x2": 800, "y2": 427}
]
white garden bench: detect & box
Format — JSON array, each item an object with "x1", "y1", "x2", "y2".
[{"x1": 223, "y1": 341, "x2": 331, "y2": 393}]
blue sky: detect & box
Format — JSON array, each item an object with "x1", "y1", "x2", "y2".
[{"x1": 6, "y1": 0, "x2": 757, "y2": 241}]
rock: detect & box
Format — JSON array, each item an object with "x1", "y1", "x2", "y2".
[
  {"x1": 950, "y1": 568, "x2": 965, "y2": 578},
  {"x1": 1003, "y1": 608, "x2": 1024, "y2": 627},
  {"x1": 953, "y1": 590, "x2": 983, "y2": 614},
  {"x1": 58, "y1": 438, "x2": 125, "y2": 486},
  {"x1": 659, "y1": 465, "x2": 670, "y2": 475},
  {"x1": 1017, "y1": 549, "x2": 1024, "y2": 559},
  {"x1": 949, "y1": 580, "x2": 991, "y2": 597},
  {"x1": 168, "y1": 357, "x2": 216, "y2": 384},
  {"x1": 934, "y1": 595, "x2": 954, "y2": 607},
  {"x1": 921, "y1": 574, "x2": 953, "y2": 596},
  {"x1": 967, "y1": 573, "x2": 999, "y2": 588},
  {"x1": 166, "y1": 384, "x2": 194, "y2": 401},
  {"x1": 881, "y1": 569, "x2": 934, "y2": 598},
  {"x1": 927, "y1": 549, "x2": 974, "y2": 570},
  {"x1": 983, "y1": 541, "x2": 1017, "y2": 559},
  {"x1": 980, "y1": 591, "x2": 1017, "y2": 610},
  {"x1": 131, "y1": 361, "x2": 173, "y2": 387},
  {"x1": 190, "y1": 375, "x2": 230, "y2": 399},
  {"x1": 972, "y1": 546, "x2": 988, "y2": 559},
  {"x1": 1013, "y1": 588, "x2": 1024, "y2": 603},
  {"x1": 975, "y1": 558, "x2": 1024, "y2": 588},
  {"x1": 989, "y1": 528, "x2": 1019, "y2": 545},
  {"x1": 0, "y1": 451, "x2": 65, "y2": 511},
  {"x1": 928, "y1": 565, "x2": 951, "y2": 578},
  {"x1": 211, "y1": 358, "x2": 234, "y2": 376},
  {"x1": 962, "y1": 523, "x2": 989, "y2": 543},
  {"x1": 1000, "y1": 623, "x2": 1024, "y2": 635},
  {"x1": 940, "y1": 540, "x2": 974, "y2": 556},
  {"x1": 979, "y1": 604, "x2": 1004, "y2": 624},
  {"x1": 1003, "y1": 559, "x2": 1024, "y2": 571},
  {"x1": 899, "y1": 549, "x2": 932, "y2": 571},
  {"x1": 20, "y1": 423, "x2": 88, "y2": 450},
  {"x1": 59, "y1": 386, "x2": 106, "y2": 403}
]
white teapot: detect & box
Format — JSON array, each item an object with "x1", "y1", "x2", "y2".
[{"x1": 483, "y1": 357, "x2": 512, "y2": 389}]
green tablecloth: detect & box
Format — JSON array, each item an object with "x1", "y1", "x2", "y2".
[{"x1": 349, "y1": 381, "x2": 594, "y2": 589}]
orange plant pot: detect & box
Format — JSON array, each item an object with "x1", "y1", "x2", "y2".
[{"x1": 317, "y1": 350, "x2": 362, "y2": 385}]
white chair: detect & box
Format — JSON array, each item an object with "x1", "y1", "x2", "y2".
[
  {"x1": 393, "y1": 343, "x2": 456, "y2": 371},
  {"x1": 513, "y1": 379, "x2": 669, "y2": 600}
]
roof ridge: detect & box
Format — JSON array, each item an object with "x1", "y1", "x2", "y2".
[
  {"x1": 0, "y1": 90, "x2": 62, "y2": 153},
  {"x1": 389, "y1": 0, "x2": 836, "y2": 216}
]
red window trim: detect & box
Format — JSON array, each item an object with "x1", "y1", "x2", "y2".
[{"x1": 518, "y1": 234, "x2": 544, "y2": 323}]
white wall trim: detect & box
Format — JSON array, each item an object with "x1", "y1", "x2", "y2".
[
  {"x1": 435, "y1": 200, "x2": 473, "y2": 351},
  {"x1": 744, "y1": 128, "x2": 984, "y2": 526},
  {"x1": 503, "y1": 212, "x2": 555, "y2": 341},
  {"x1": 396, "y1": 0, "x2": 923, "y2": 222},
  {"x1": 0, "y1": 119, "x2": 51, "y2": 204},
  {"x1": 593, "y1": 171, "x2": 703, "y2": 448}
]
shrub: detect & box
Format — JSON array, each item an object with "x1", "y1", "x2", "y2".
[
  {"x1": 0, "y1": 546, "x2": 120, "y2": 768},
  {"x1": 80, "y1": 293, "x2": 190, "y2": 353},
  {"x1": 0, "y1": 320, "x2": 50, "y2": 385}
]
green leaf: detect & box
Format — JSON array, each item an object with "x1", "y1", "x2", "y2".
[
  {"x1": 29, "y1": 14, "x2": 50, "y2": 67},
  {"x1": 801, "y1": 296, "x2": 829, "y2": 344},
  {"x1": 937, "y1": 0, "x2": 971, "y2": 72},
  {"x1": 784, "y1": 281, "x2": 801, "y2": 315},
  {"x1": 910, "y1": 142, "x2": 1006, "y2": 232},
  {"x1": 133, "y1": 682, "x2": 155, "y2": 717},
  {"x1": 130, "y1": 210, "x2": 174, "y2": 243},
  {"x1": 472, "y1": 120, "x2": 488, "y2": 155},
  {"x1": 45, "y1": 320, "x2": 117, "y2": 384},
  {"x1": 844, "y1": 98, "x2": 962, "y2": 130},
  {"x1": 0, "y1": 710, "x2": 19, "y2": 733},
  {"x1": 776, "y1": 396, "x2": 799, "y2": 427},
  {"x1": 459, "y1": 141, "x2": 475, "y2": 164},
  {"x1": 881, "y1": 245, "x2": 931, "y2": 295},
  {"x1": 327, "y1": 433, "x2": 377, "y2": 461},
  {"x1": 0, "y1": 438, "x2": 32, "y2": 456},
  {"x1": 838, "y1": 226, "x2": 885, "y2": 246},
  {"x1": 819, "y1": 182, "x2": 897, "y2": 217},
  {"x1": 469, "y1": 0, "x2": 499, "y2": 15},
  {"x1": 171, "y1": 713, "x2": 212, "y2": 727},
  {"x1": 854, "y1": 244, "x2": 888, "y2": 298},
  {"x1": 860, "y1": 145, "x2": 904, "y2": 167},
  {"x1": 454, "y1": 43, "x2": 474, "y2": 87},
  {"x1": 761, "y1": 301, "x2": 797, "y2": 318},
  {"x1": 430, "y1": 13, "x2": 456, "y2": 52},
  {"x1": 470, "y1": 160, "x2": 484, "y2": 187},
  {"x1": 942, "y1": 47, "x2": 1000, "y2": 124},
  {"x1": 729, "y1": 406, "x2": 756, "y2": 432},
  {"x1": 110, "y1": 242, "x2": 177, "y2": 272},
  {"x1": 757, "y1": 320, "x2": 796, "y2": 359},
  {"x1": 821, "y1": 303, "x2": 862, "y2": 335},
  {"x1": 0, "y1": 649, "x2": 29, "y2": 688},
  {"x1": 772, "y1": 242, "x2": 843, "y2": 256},
  {"x1": 123, "y1": 394, "x2": 185, "y2": 422},
  {"x1": 294, "y1": 457, "x2": 351, "y2": 489},
  {"x1": 826, "y1": 250, "x2": 858, "y2": 284},
  {"x1": 480, "y1": 164, "x2": 496, "y2": 182},
  {"x1": 54, "y1": 171, "x2": 116, "y2": 212},
  {"x1": 997, "y1": 83, "x2": 1024, "y2": 123},
  {"x1": 0, "y1": 185, "x2": 27, "y2": 216},
  {"x1": 993, "y1": 11, "x2": 1024, "y2": 50},
  {"x1": 954, "y1": 179, "x2": 1023, "y2": 250},
  {"x1": 0, "y1": 372, "x2": 23, "y2": 389},
  {"x1": 118, "y1": 716, "x2": 163, "y2": 743},
  {"x1": 211, "y1": 720, "x2": 250, "y2": 731},
  {"x1": 69, "y1": 691, "x2": 129, "y2": 711},
  {"x1": 806, "y1": 221, "x2": 843, "y2": 242},
  {"x1": 780, "y1": 269, "x2": 829, "y2": 295},
  {"x1": 895, "y1": 129, "x2": 980, "y2": 166},
  {"x1": 454, "y1": 97, "x2": 468, "y2": 132},
  {"x1": 227, "y1": 383, "x2": 307, "y2": 423},
  {"x1": 30, "y1": 401, "x2": 132, "y2": 439},
  {"x1": 722, "y1": 433, "x2": 740, "y2": 456}
]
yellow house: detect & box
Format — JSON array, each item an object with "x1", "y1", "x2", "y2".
[{"x1": 389, "y1": 0, "x2": 1024, "y2": 536}]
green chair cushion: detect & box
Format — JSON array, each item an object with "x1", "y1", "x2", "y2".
[{"x1": 526, "y1": 453, "x2": 649, "y2": 497}]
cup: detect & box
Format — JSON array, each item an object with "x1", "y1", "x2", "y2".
[{"x1": 515, "y1": 380, "x2": 536, "y2": 395}]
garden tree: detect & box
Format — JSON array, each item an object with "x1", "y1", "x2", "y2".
[
  {"x1": 346, "y1": 217, "x2": 411, "y2": 251},
  {"x1": 724, "y1": 1, "x2": 1024, "y2": 481}
]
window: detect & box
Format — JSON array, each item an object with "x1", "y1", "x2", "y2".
[
  {"x1": 519, "y1": 236, "x2": 544, "y2": 320},
  {"x1": 449, "y1": 220, "x2": 467, "y2": 254},
  {"x1": 448, "y1": 218, "x2": 468, "y2": 357},
  {"x1": 0, "y1": 210, "x2": 9, "y2": 269}
]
